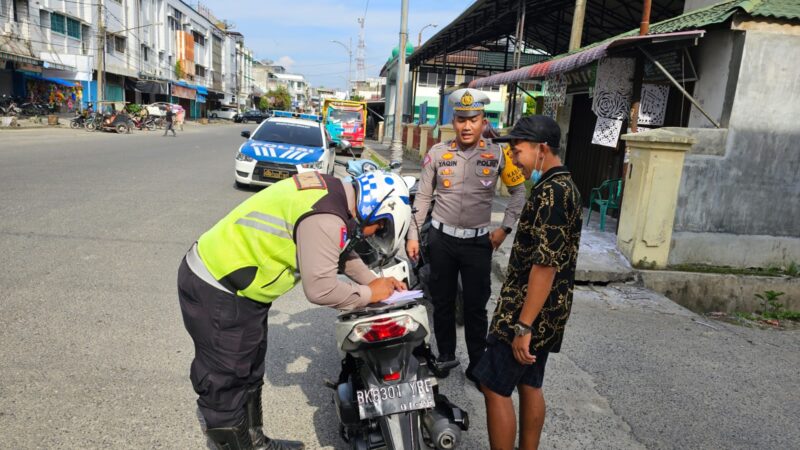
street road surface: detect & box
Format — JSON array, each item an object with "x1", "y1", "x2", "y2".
[{"x1": 1, "y1": 124, "x2": 798, "y2": 449}]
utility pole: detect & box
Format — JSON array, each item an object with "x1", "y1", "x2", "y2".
[
  {"x1": 389, "y1": 0, "x2": 409, "y2": 171},
  {"x1": 568, "y1": 0, "x2": 587, "y2": 51},
  {"x1": 95, "y1": 0, "x2": 105, "y2": 104}
]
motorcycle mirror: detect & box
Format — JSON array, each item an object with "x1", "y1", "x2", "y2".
[{"x1": 240, "y1": 130, "x2": 251, "y2": 139}]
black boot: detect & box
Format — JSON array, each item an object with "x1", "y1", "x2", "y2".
[
  {"x1": 245, "y1": 386, "x2": 305, "y2": 450},
  {"x1": 206, "y1": 416, "x2": 254, "y2": 450}
]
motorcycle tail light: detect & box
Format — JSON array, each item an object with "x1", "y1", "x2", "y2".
[
  {"x1": 348, "y1": 315, "x2": 419, "y2": 343},
  {"x1": 383, "y1": 372, "x2": 401, "y2": 382}
]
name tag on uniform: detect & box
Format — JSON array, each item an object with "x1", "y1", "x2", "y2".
[{"x1": 438, "y1": 160, "x2": 457, "y2": 167}]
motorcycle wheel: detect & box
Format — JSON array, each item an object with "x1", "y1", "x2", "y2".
[
  {"x1": 146, "y1": 122, "x2": 156, "y2": 131},
  {"x1": 70, "y1": 120, "x2": 80, "y2": 129},
  {"x1": 86, "y1": 121, "x2": 96, "y2": 131},
  {"x1": 116, "y1": 124, "x2": 128, "y2": 134}
]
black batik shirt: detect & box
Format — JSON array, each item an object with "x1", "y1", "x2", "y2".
[{"x1": 489, "y1": 166, "x2": 582, "y2": 353}]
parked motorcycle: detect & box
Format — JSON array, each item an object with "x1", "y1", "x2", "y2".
[
  {"x1": 0, "y1": 96, "x2": 21, "y2": 116},
  {"x1": 329, "y1": 151, "x2": 469, "y2": 449},
  {"x1": 70, "y1": 112, "x2": 88, "y2": 129},
  {"x1": 131, "y1": 115, "x2": 157, "y2": 131},
  {"x1": 332, "y1": 296, "x2": 469, "y2": 450}
]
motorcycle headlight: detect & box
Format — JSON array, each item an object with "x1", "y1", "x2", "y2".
[
  {"x1": 300, "y1": 160, "x2": 325, "y2": 169},
  {"x1": 235, "y1": 152, "x2": 254, "y2": 162}
]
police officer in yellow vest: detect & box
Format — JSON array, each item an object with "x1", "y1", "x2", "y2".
[
  {"x1": 178, "y1": 171, "x2": 412, "y2": 450},
  {"x1": 406, "y1": 88, "x2": 526, "y2": 387}
]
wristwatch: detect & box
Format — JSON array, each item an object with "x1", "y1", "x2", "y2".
[
  {"x1": 513, "y1": 321, "x2": 532, "y2": 337},
  {"x1": 502, "y1": 226, "x2": 512, "y2": 234}
]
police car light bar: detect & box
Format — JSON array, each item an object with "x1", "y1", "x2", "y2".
[{"x1": 272, "y1": 110, "x2": 322, "y2": 122}]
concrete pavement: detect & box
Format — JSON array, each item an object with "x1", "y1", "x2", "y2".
[{"x1": 0, "y1": 127, "x2": 797, "y2": 449}]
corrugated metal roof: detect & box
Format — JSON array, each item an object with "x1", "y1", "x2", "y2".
[
  {"x1": 468, "y1": 0, "x2": 800, "y2": 88},
  {"x1": 748, "y1": 0, "x2": 800, "y2": 21}
]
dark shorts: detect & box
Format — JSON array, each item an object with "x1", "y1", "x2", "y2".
[{"x1": 473, "y1": 335, "x2": 550, "y2": 397}]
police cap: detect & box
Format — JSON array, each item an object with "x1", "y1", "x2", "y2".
[{"x1": 449, "y1": 88, "x2": 490, "y2": 118}]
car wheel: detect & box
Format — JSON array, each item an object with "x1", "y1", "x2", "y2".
[{"x1": 211, "y1": 113, "x2": 218, "y2": 119}]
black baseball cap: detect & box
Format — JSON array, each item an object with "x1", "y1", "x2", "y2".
[{"x1": 494, "y1": 115, "x2": 561, "y2": 149}]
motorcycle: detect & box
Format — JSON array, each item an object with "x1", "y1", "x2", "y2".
[
  {"x1": 131, "y1": 114, "x2": 157, "y2": 131},
  {"x1": 330, "y1": 146, "x2": 469, "y2": 449},
  {"x1": 70, "y1": 112, "x2": 88, "y2": 129},
  {"x1": 332, "y1": 298, "x2": 469, "y2": 450},
  {"x1": 100, "y1": 111, "x2": 133, "y2": 134}
]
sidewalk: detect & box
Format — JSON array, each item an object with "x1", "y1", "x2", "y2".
[{"x1": 364, "y1": 139, "x2": 635, "y2": 284}]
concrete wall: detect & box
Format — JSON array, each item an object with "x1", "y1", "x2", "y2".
[
  {"x1": 671, "y1": 29, "x2": 800, "y2": 267},
  {"x1": 686, "y1": 29, "x2": 740, "y2": 128}
]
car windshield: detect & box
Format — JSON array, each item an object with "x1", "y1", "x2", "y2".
[
  {"x1": 329, "y1": 109, "x2": 362, "y2": 123},
  {"x1": 252, "y1": 121, "x2": 322, "y2": 147}
]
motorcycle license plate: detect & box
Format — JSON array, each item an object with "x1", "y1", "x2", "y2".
[{"x1": 356, "y1": 378, "x2": 436, "y2": 420}]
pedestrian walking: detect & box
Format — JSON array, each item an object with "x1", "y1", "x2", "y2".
[
  {"x1": 163, "y1": 106, "x2": 176, "y2": 137},
  {"x1": 406, "y1": 88, "x2": 527, "y2": 385},
  {"x1": 474, "y1": 115, "x2": 583, "y2": 450},
  {"x1": 178, "y1": 171, "x2": 411, "y2": 449},
  {"x1": 176, "y1": 108, "x2": 185, "y2": 131}
]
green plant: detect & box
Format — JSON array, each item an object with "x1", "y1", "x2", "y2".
[
  {"x1": 258, "y1": 96, "x2": 270, "y2": 111},
  {"x1": 125, "y1": 103, "x2": 143, "y2": 115},
  {"x1": 266, "y1": 86, "x2": 291, "y2": 111},
  {"x1": 786, "y1": 261, "x2": 798, "y2": 277},
  {"x1": 175, "y1": 61, "x2": 184, "y2": 79},
  {"x1": 350, "y1": 93, "x2": 365, "y2": 102},
  {"x1": 523, "y1": 95, "x2": 537, "y2": 116},
  {"x1": 755, "y1": 290, "x2": 785, "y2": 315}
]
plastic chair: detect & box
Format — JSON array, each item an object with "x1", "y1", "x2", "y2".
[{"x1": 586, "y1": 178, "x2": 622, "y2": 231}]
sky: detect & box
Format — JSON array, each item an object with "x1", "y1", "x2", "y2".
[{"x1": 199, "y1": 0, "x2": 474, "y2": 90}]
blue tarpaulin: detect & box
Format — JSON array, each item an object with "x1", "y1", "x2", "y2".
[{"x1": 23, "y1": 72, "x2": 78, "y2": 87}]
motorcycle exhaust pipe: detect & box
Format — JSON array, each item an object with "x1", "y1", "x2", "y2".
[{"x1": 422, "y1": 407, "x2": 461, "y2": 450}]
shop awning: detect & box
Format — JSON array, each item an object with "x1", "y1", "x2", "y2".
[
  {"x1": 469, "y1": 30, "x2": 705, "y2": 88},
  {"x1": 0, "y1": 51, "x2": 42, "y2": 67},
  {"x1": 23, "y1": 72, "x2": 80, "y2": 87},
  {"x1": 127, "y1": 79, "x2": 169, "y2": 95},
  {"x1": 195, "y1": 85, "x2": 208, "y2": 95}
]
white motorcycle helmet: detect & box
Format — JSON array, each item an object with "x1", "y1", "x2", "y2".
[{"x1": 353, "y1": 171, "x2": 413, "y2": 257}]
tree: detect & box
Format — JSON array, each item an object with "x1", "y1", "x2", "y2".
[
  {"x1": 258, "y1": 96, "x2": 270, "y2": 111},
  {"x1": 266, "y1": 86, "x2": 292, "y2": 111},
  {"x1": 350, "y1": 93, "x2": 365, "y2": 102},
  {"x1": 523, "y1": 95, "x2": 537, "y2": 116}
]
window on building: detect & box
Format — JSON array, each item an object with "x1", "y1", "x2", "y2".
[
  {"x1": 66, "y1": 17, "x2": 80, "y2": 39},
  {"x1": 195, "y1": 65, "x2": 205, "y2": 77},
  {"x1": 417, "y1": 69, "x2": 438, "y2": 87},
  {"x1": 114, "y1": 36, "x2": 126, "y2": 54},
  {"x1": 141, "y1": 45, "x2": 149, "y2": 62},
  {"x1": 50, "y1": 13, "x2": 65, "y2": 34},
  {"x1": 192, "y1": 31, "x2": 205, "y2": 46},
  {"x1": 445, "y1": 69, "x2": 456, "y2": 87}
]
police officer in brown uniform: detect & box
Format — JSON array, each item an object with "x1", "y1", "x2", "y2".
[{"x1": 406, "y1": 88, "x2": 527, "y2": 385}]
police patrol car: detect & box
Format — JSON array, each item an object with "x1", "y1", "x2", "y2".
[{"x1": 235, "y1": 111, "x2": 336, "y2": 187}]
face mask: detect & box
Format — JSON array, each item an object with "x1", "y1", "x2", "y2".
[{"x1": 528, "y1": 146, "x2": 545, "y2": 184}]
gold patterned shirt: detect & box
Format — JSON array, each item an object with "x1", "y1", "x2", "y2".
[{"x1": 489, "y1": 166, "x2": 582, "y2": 353}]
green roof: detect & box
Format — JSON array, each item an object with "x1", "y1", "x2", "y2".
[
  {"x1": 558, "y1": 0, "x2": 800, "y2": 57},
  {"x1": 648, "y1": 0, "x2": 800, "y2": 34}
]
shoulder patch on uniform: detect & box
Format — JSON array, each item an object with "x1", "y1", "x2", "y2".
[
  {"x1": 479, "y1": 140, "x2": 486, "y2": 148},
  {"x1": 449, "y1": 141, "x2": 457, "y2": 150},
  {"x1": 423, "y1": 152, "x2": 432, "y2": 167},
  {"x1": 339, "y1": 226, "x2": 347, "y2": 249},
  {"x1": 293, "y1": 171, "x2": 327, "y2": 190}
]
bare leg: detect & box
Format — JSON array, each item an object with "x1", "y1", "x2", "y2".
[
  {"x1": 518, "y1": 385, "x2": 546, "y2": 450},
  {"x1": 482, "y1": 385, "x2": 517, "y2": 450}
]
